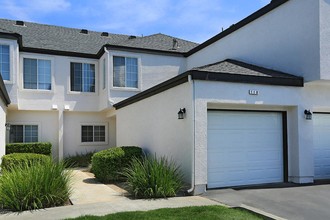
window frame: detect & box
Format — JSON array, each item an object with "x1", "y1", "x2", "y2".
[
  {"x1": 68, "y1": 59, "x2": 98, "y2": 95},
  {"x1": 0, "y1": 44, "x2": 10, "y2": 82},
  {"x1": 20, "y1": 54, "x2": 54, "y2": 93},
  {"x1": 7, "y1": 122, "x2": 40, "y2": 144},
  {"x1": 110, "y1": 52, "x2": 141, "y2": 91},
  {"x1": 79, "y1": 123, "x2": 108, "y2": 145},
  {"x1": 0, "y1": 39, "x2": 17, "y2": 84}
]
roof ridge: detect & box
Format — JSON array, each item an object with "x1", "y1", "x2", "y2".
[{"x1": 0, "y1": 18, "x2": 131, "y2": 37}]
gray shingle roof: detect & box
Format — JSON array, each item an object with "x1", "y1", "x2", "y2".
[
  {"x1": 114, "y1": 59, "x2": 304, "y2": 109},
  {"x1": 0, "y1": 19, "x2": 198, "y2": 57},
  {"x1": 192, "y1": 59, "x2": 300, "y2": 79}
]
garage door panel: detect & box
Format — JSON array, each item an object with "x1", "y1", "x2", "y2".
[
  {"x1": 207, "y1": 111, "x2": 284, "y2": 188},
  {"x1": 313, "y1": 114, "x2": 330, "y2": 179}
]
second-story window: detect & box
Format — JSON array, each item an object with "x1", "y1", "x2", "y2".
[
  {"x1": 23, "y1": 58, "x2": 51, "y2": 90},
  {"x1": 0, "y1": 45, "x2": 10, "y2": 81},
  {"x1": 113, "y1": 56, "x2": 138, "y2": 88},
  {"x1": 70, "y1": 62, "x2": 95, "y2": 92}
]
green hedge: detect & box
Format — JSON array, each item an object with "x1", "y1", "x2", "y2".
[
  {"x1": 92, "y1": 146, "x2": 143, "y2": 183},
  {"x1": 1, "y1": 153, "x2": 51, "y2": 171},
  {"x1": 6, "y1": 142, "x2": 52, "y2": 155}
]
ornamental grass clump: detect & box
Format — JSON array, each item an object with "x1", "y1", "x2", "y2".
[
  {"x1": 0, "y1": 159, "x2": 72, "y2": 211},
  {"x1": 122, "y1": 155, "x2": 184, "y2": 199}
]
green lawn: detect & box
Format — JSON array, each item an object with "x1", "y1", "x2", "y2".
[{"x1": 67, "y1": 205, "x2": 264, "y2": 220}]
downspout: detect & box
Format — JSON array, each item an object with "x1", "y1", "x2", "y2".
[{"x1": 186, "y1": 74, "x2": 196, "y2": 195}]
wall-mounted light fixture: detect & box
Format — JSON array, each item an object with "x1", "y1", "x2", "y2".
[
  {"x1": 5, "y1": 123, "x2": 10, "y2": 131},
  {"x1": 178, "y1": 108, "x2": 186, "y2": 119},
  {"x1": 304, "y1": 109, "x2": 312, "y2": 120}
]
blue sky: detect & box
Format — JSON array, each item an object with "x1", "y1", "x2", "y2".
[{"x1": 1, "y1": 0, "x2": 270, "y2": 43}]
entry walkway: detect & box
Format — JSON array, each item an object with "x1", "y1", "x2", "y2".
[{"x1": 0, "y1": 169, "x2": 218, "y2": 220}]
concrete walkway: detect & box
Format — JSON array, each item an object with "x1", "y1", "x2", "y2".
[{"x1": 0, "y1": 169, "x2": 219, "y2": 220}]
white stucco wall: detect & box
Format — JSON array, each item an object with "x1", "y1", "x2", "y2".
[
  {"x1": 98, "y1": 53, "x2": 109, "y2": 111},
  {"x1": 16, "y1": 53, "x2": 100, "y2": 112},
  {"x1": 5, "y1": 49, "x2": 187, "y2": 112},
  {"x1": 116, "y1": 81, "x2": 193, "y2": 183},
  {"x1": 193, "y1": 80, "x2": 330, "y2": 187},
  {"x1": 0, "y1": 99, "x2": 7, "y2": 163},
  {"x1": 63, "y1": 112, "x2": 112, "y2": 157},
  {"x1": 6, "y1": 110, "x2": 59, "y2": 158},
  {"x1": 187, "y1": 0, "x2": 320, "y2": 82},
  {"x1": 320, "y1": 0, "x2": 330, "y2": 80},
  {"x1": 108, "y1": 50, "x2": 187, "y2": 104}
]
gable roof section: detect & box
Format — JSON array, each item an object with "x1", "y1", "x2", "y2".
[
  {"x1": 0, "y1": 19, "x2": 198, "y2": 58},
  {"x1": 186, "y1": 0, "x2": 289, "y2": 56},
  {"x1": 190, "y1": 59, "x2": 303, "y2": 86},
  {"x1": 0, "y1": 74, "x2": 10, "y2": 106},
  {"x1": 114, "y1": 59, "x2": 303, "y2": 109}
]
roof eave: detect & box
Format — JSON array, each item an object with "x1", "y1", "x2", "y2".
[
  {"x1": 103, "y1": 44, "x2": 187, "y2": 57},
  {"x1": 114, "y1": 67, "x2": 303, "y2": 110},
  {"x1": 189, "y1": 70, "x2": 304, "y2": 87},
  {"x1": 114, "y1": 72, "x2": 190, "y2": 109}
]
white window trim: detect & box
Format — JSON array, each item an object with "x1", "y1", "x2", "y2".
[
  {"x1": 109, "y1": 52, "x2": 142, "y2": 91},
  {"x1": 0, "y1": 39, "x2": 18, "y2": 84},
  {"x1": 79, "y1": 123, "x2": 108, "y2": 146},
  {"x1": 68, "y1": 58, "x2": 99, "y2": 95},
  {"x1": 102, "y1": 58, "x2": 106, "y2": 90},
  {"x1": 7, "y1": 122, "x2": 41, "y2": 143},
  {"x1": 20, "y1": 54, "x2": 55, "y2": 93}
]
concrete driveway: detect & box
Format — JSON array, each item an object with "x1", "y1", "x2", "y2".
[{"x1": 203, "y1": 183, "x2": 330, "y2": 220}]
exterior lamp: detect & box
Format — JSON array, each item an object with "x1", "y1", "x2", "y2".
[
  {"x1": 304, "y1": 109, "x2": 312, "y2": 120},
  {"x1": 178, "y1": 108, "x2": 186, "y2": 119},
  {"x1": 5, "y1": 123, "x2": 10, "y2": 131}
]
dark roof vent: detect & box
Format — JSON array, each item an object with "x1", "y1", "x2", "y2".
[
  {"x1": 128, "y1": 35, "x2": 137, "y2": 39},
  {"x1": 80, "y1": 29, "x2": 88, "y2": 34},
  {"x1": 15, "y1": 20, "x2": 25, "y2": 26},
  {"x1": 101, "y1": 32, "x2": 109, "y2": 37},
  {"x1": 172, "y1": 38, "x2": 179, "y2": 50}
]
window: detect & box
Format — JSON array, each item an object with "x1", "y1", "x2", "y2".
[
  {"x1": 113, "y1": 56, "x2": 138, "y2": 88},
  {"x1": 81, "y1": 125, "x2": 105, "y2": 142},
  {"x1": 23, "y1": 58, "x2": 51, "y2": 90},
  {"x1": 71, "y1": 62, "x2": 95, "y2": 92},
  {"x1": 102, "y1": 59, "x2": 106, "y2": 89},
  {"x1": 9, "y1": 125, "x2": 38, "y2": 143},
  {"x1": 0, "y1": 45, "x2": 10, "y2": 81}
]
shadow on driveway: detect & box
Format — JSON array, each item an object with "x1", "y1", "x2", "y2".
[{"x1": 203, "y1": 182, "x2": 330, "y2": 220}]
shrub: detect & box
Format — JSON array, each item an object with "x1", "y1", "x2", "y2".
[
  {"x1": 0, "y1": 159, "x2": 72, "y2": 211},
  {"x1": 6, "y1": 142, "x2": 52, "y2": 155},
  {"x1": 1, "y1": 153, "x2": 50, "y2": 171},
  {"x1": 122, "y1": 155, "x2": 184, "y2": 199},
  {"x1": 92, "y1": 146, "x2": 143, "y2": 183},
  {"x1": 64, "y1": 151, "x2": 95, "y2": 168}
]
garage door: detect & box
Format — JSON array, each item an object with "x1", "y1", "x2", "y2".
[
  {"x1": 207, "y1": 111, "x2": 284, "y2": 188},
  {"x1": 313, "y1": 113, "x2": 330, "y2": 179}
]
